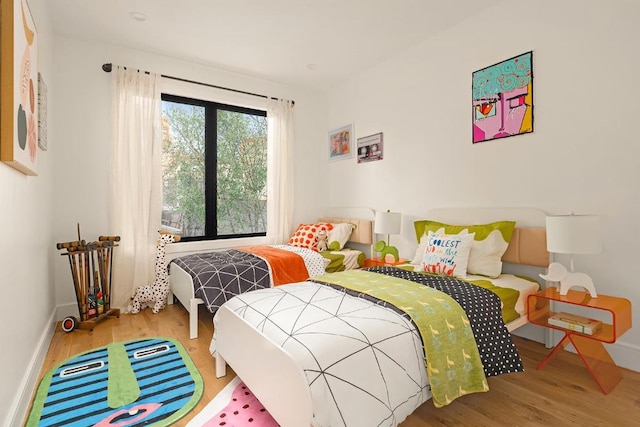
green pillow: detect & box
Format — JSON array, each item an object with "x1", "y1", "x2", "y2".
[{"x1": 413, "y1": 220, "x2": 516, "y2": 278}]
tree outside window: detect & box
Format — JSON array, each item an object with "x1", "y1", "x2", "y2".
[{"x1": 161, "y1": 95, "x2": 267, "y2": 240}]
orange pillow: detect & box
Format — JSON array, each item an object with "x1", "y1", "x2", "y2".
[{"x1": 287, "y1": 223, "x2": 333, "y2": 251}]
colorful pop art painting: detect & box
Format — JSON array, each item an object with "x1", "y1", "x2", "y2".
[{"x1": 472, "y1": 51, "x2": 533, "y2": 144}]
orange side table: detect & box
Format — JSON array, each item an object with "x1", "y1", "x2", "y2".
[
  {"x1": 527, "y1": 287, "x2": 632, "y2": 394},
  {"x1": 363, "y1": 257, "x2": 409, "y2": 268}
]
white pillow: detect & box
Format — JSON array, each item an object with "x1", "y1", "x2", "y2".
[
  {"x1": 467, "y1": 229, "x2": 510, "y2": 278},
  {"x1": 411, "y1": 227, "x2": 445, "y2": 264},
  {"x1": 326, "y1": 222, "x2": 355, "y2": 250},
  {"x1": 421, "y1": 231, "x2": 475, "y2": 278}
]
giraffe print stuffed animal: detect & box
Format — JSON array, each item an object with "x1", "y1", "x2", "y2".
[{"x1": 131, "y1": 231, "x2": 181, "y2": 314}]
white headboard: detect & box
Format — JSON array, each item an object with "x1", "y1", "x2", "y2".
[{"x1": 424, "y1": 207, "x2": 549, "y2": 268}]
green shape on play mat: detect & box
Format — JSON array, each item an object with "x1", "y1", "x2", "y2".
[{"x1": 107, "y1": 341, "x2": 140, "y2": 408}]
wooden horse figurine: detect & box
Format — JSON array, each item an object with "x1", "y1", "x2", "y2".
[{"x1": 131, "y1": 231, "x2": 181, "y2": 314}]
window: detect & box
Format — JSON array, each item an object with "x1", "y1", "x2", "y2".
[{"x1": 161, "y1": 94, "x2": 267, "y2": 241}]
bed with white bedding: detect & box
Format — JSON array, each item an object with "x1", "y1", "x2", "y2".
[
  {"x1": 209, "y1": 207, "x2": 550, "y2": 426},
  {"x1": 169, "y1": 217, "x2": 372, "y2": 339}
]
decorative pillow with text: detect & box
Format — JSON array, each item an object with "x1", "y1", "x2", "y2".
[
  {"x1": 413, "y1": 220, "x2": 516, "y2": 278},
  {"x1": 421, "y1": 231, "x2": 475, "y2": 278},
  {"x1": 412, "y1": 227, "x2": 444, "y2": 264}
]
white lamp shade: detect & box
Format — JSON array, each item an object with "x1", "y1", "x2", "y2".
[
  {"x1": 545, "y1": 215, "x2": 602, "y2": 254},
  {"x1": 374, "y1": 211, "x2": 402, "y2": 235}
]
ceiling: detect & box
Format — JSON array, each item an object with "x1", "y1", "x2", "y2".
[{"x1": 50, "y1": 0, "x2": 503, "y2": 91}]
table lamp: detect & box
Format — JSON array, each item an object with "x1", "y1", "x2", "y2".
[
  {"x1": 539, "y1": 214, "x2": 602, "y2": 297},
  {"x1": 374, "y1": 210, "x2": 402, "y2": 262}
]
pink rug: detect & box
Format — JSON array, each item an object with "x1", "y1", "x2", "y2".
[{"x1": 187, "y1": 376, "x2": 279, "y2": 426}]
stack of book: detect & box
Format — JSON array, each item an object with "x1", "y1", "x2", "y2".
[{"x1": 548, "y1": 312, "x2": 602, "y2": 335}]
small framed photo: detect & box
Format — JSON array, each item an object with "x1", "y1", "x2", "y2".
[
  {"x1": 357, "y1": 132, "x2": 383, "y2": 163},
  {"x1": 328, "y1": 124, "x2": 354, "y2": 162}
]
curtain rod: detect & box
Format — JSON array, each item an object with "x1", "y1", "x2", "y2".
[{"x1": 101, "y1": 63, "x2": 294, "y2": 106}]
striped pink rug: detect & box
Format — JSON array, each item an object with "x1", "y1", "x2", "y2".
[{"x1": 188, "y1": 376, "x2": 279, "y2": 426}]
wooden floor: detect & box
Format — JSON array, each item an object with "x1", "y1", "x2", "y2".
[{"x1": 28, "y1": 303, "x2": 640, "y2": 426}]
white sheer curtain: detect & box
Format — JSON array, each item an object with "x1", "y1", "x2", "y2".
[
  {"x1": 265, "y1": 99, "x2": 295, "y2": 244},
  {"x1": 109, "y1": 67, "x2": 162, "y2": 310}
]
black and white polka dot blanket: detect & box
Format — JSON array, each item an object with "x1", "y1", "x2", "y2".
[{"x1": 325, "y1": 266, "x2": 524, "y2": 378}]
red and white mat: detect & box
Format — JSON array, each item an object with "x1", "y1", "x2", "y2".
[{"x1": 187, "y1": 376, "x2": 279, "y2": 427}]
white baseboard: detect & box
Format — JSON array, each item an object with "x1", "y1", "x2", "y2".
[
  {"x1": 607, "y1": 340, "x2": 640, "y2": 372},
  {"x1": 55, "y1": 302, "x2": 79, "y2": 321},
  {"x1": 512, "y1": 322, "x2": 548, "y2": 345},
  {"x1": 6, "y1": 310, "x2": 57, "y2": 427}
]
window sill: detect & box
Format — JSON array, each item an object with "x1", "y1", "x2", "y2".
[{"x1": 165, "y1": 236, "x2": 268, "y2": 257}]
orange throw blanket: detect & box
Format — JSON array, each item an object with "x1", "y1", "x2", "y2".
[{"x1": 238, "y1": 246, "x2": 309, "y2": 286}]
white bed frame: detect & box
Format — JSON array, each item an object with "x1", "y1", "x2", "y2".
[
  {"x1": 213, "y1": 207, "x2": 551, "y2": 427},
  {"x1": 168, "y1": 216, "x2": 373, "y2": 339},
  {"x1": 168, "y1": 266, "x2": 203, "y2": 339}
]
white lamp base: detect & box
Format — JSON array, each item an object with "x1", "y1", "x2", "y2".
[{"x1": 539, "y1": 262, "x2": 598, "y2": 298}]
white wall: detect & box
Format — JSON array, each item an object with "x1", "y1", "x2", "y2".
[
  {"x1": 7, "y1": 0, "x2": 639, "y2": 422},
  {"x1": 50, "y1": 37, "x2": 329, "y2": 316},
  {"x1": 5, "y1": 30, "x2": 327, "y2": 425},
  {"x1": 0, "y1": 1, "x2": 55, "y2": 424},
  {"x1": 326, "y1": 0, "x2": 640, "y2": 370}
]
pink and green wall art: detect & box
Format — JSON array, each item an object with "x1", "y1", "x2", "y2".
[{"x1": 472, "y1": 51, "x2": 533, "y2": 144}]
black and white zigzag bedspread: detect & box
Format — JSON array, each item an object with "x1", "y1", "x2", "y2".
[
  {"x1": 171, "y1": 250, "x2": 272, "y2": 314},
  {"x1": 211, "y1": 267, "x2": 523, "y2": 427},
  {"x1": 171, "y1": 246, "x2": 329, "y2": 314}
]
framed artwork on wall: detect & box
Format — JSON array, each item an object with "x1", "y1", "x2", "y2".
[
  {"x1": 472, "y1": 51, "x2": 533, "y2": 144},
  {"x1": 357, "y1": 132, "x2": 383, "y2": 163},
  {"x1": 0, "y1": 0, "x2": 39, "y2": 175},
  {"x1": 328, "y1": 123, "x2": 354, "y2": 162}
]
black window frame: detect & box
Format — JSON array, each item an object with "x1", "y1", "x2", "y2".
[{"x1": 161, "y1": 93, "x2": 268, "y2": 242}]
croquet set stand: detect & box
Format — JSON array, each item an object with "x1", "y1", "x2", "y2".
[{"x1": 56, "y1": 235, "x2": 121, "y2": 332}]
